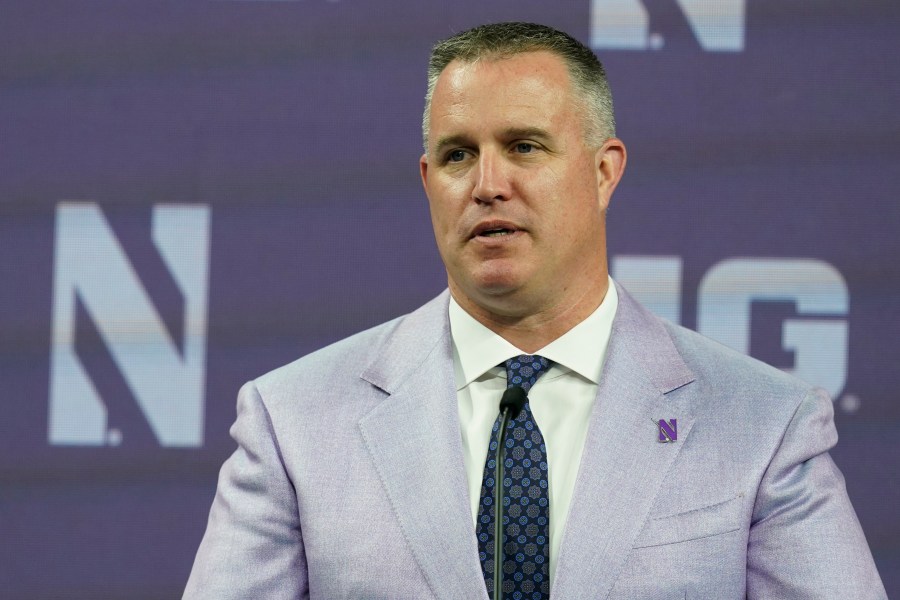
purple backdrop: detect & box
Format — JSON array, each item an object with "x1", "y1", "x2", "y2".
[{"x1": 1, "y1": 1, "x2": 898, "y2": 597}]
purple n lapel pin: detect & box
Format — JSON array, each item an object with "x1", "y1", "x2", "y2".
[{"x1": 652, "y1": 418, "x2": 677, "y2": 443}]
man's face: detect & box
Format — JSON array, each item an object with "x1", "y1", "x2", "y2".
[{"x1": 420, "y1": 51, "x2": 625, "y2": 319}]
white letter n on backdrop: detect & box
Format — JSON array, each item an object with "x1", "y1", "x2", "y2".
[
  {"x1": 590, "y1": 0, "x2": 746, "y2": 51},
  {"x1": 48, "y1": 202, "x2": 210, "y2": 447}
]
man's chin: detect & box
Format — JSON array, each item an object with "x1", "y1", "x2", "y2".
[
  {"x1": 447, "y1": 259, "x2": 538, "y2": 301},
  {"x1": 450, "y1": 275, "x2": 536, "y2": 315},
  {"x1": 469, "y1": 271, "x2": 527, "y2": 297}
]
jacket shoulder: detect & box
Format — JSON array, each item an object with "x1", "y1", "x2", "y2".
[
  {"x1": 253, "y1": 315, "x2": 403, "y2": 401},
  {"x1": 249, "y1": 290, "x2": 450, "y2": 412},
  {"x1": 661, "y1": 319, "x2": 816, "y2": 410}
]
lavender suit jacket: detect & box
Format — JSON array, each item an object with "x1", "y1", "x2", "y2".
[{"x1": 184, "y1": 284, "x2": 885, "y2": 599}]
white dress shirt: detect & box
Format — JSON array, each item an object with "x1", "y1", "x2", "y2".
[{"x1": 449, "y1": 278, "x2": 618, "y2": 584}]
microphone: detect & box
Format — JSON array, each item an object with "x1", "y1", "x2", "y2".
[
  {"x1": 493, "y1": 386, "x2": 528, "y2": 600},
  {"x1": 499, "y1": 386, "x2": 527, "y2": 420}
]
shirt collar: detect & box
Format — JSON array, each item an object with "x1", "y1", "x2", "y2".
[{"x1": 449, "y1": 277, "x2": 618, "y2": 390}]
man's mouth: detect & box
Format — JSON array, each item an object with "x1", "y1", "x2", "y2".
[
  {"x1": 472, "y1": 221, "x2": 520, "y2": 239},
  {"x1": 480, "y1": 228, "x2": 514, "y2": 238}
]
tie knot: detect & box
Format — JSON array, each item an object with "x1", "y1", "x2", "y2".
[{"x1": 503, "y1": 354, "x2": 551, "y2": 393}]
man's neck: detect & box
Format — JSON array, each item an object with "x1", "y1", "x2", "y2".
[{"x1": 450, "y1": 277, "x2": 610, "y2": 354}]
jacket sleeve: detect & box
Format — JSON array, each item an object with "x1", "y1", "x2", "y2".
[
  {"x1": 184, "y1": 381, "x2": 309, "y2": 600},
  {"x1": 746, "y1": 387, "x2": 885, "y2": 599}
]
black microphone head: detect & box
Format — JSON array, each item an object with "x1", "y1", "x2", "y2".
[{"x1": 499, "y1": 386, "x2": 528, "y2": 419}]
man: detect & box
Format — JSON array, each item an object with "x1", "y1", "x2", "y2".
[{"x1": 185, "y1": 23, "x2": 885, "y2": 599}]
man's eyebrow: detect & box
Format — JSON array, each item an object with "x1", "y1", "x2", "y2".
[
  {"x1": 501, "y1": 127, "x2": 552, "y2": 141},
  {"x1": 433, "y1": 134, "x2": 471, "y2": 157},
  {"x1": 432, "y1": 128, "x2": 553, "y2": 156}
]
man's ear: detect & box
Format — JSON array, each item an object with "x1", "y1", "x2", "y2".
[
  {"x1": 419, "y1": 153, "x2": 429, "y2": 190},
  {"x1": 595, "y1": 138, "x2": 627, "y2": 211}
]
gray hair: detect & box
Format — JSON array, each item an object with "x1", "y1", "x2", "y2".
[{"x1": 422, "y1": 22, "x2": 616, "y2": 153}]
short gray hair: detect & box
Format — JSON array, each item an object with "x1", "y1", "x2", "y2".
[{"x1": 422, "y1": 22, "x2": 616, "y2": 152}]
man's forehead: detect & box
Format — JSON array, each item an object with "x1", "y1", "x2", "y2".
[
  {"x1": 428, "y1": 51, "x2": 576, "y2": 139},
  {"x1": 430, "y1": 51, "x2": 574, "y2": 118}
]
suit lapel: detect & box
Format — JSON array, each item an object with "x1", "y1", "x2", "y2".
[
  {"x1": 358, "y1": 292, "x2": 488, "y2": 600},
  {"x1": 356, "y1": 286, "x2": 699, "y2": 600},
  {"x1": 551, "y1": 285, "x2": 696, "y2": 600}
]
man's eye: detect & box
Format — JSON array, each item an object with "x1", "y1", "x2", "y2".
[
  {"x1": 448, "y1": 150, "x2": 467, "y2": 162},
  {"x1": 515, "y1": 142, "x2": 535, "y2": 153}
]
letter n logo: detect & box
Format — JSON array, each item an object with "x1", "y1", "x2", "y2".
[
  {"x1": 590, "y1": 0, "x2": 746, "y2": 52},
  {"x1": 656, "y1": 418, "x2": 678, "y2": 443},
  {"x1": 48, "y1": 202, "x2": 211, "y2": 447}
]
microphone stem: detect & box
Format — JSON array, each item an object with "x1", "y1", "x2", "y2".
[{"x1": 493, "y1": 407, "x2": 514, "y2": 600}]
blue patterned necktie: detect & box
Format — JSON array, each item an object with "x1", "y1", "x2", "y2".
[{"x1": 477, "y1": 354, "x2": 552, "y2": 600}]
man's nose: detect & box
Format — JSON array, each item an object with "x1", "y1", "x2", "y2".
[{"x1": 472, "y1": 150, "x2": 512, "y2": 204}]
